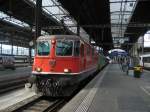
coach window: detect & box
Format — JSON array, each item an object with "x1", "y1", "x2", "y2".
[
  {"x1": 37, "y1": 41, "x2": 50, "y2": 56},
  {"x1": 74, "y1": 41, "x2": 80, "y2": 56},
  {"x1": 56, "y1": 40, "x2": 73, "y2": 56}
]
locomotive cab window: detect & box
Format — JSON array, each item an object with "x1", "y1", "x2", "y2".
[
  {"x1": 56, "y1": 40, "x2": 73, "y2": 56},
  {"x1": 37, "y1": 41, "x2": 50, "y2": 56}
]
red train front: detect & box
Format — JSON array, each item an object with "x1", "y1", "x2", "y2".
[{"x1": 32, "y1": 35, "x2": 99, "y2": 96}]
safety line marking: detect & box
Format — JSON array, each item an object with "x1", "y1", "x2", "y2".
[
  {"x1": 140, "y1": 86, "x2": 150, "y2": 96},
  {"x1": 75, "y1": 67, "x2": 108, "y2": 112}
]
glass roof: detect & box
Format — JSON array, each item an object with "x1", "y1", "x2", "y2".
[
  {"x1": 0, "y1": 0, "x2": 89, "y2": 38},
  {"x1": 110, "y1": 0, "x2": 137, "y2": 45},
  {"x1": 29, "y1": 0, "x2": 89, "y2": 38},
  {"x1": 0, "y1": 0, "x2": 144, "y2": 46},
  {"x1": 0, "y1": 11, "x2": 30, "y2": 27}
]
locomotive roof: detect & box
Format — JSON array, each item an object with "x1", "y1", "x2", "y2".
[{"x1": 37, "y1": 35, "x2": 81, "y2": 41}]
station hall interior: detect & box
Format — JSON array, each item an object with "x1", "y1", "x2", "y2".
[{"x1": 0, "y1": 0, "x2": 150, "y2": 112}]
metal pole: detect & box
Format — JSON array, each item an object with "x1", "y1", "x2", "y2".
[
  {"x1": 29, "y1": 47, "x2": 32, "y2": 64},
  {"x1": 0, "y1": 43, "x2": 2, "y2": 54},
  {"x1": 77, "y1": 24, "x2": 80, "y2": 36},
  {"x1": 142, "y1": 36, "x2": 144, "y2": 55},
  {"x1": 11, "y1": 44, "x2": 13, "y2": 55},
  {"x1": 35, "y1": 0, "x2": 42, "y2": 39},
  {"x1": 142, "y1": 35, "x2": 144, "y2": 66},
  {"x1": 61, "y1": 19, "x2": 65, "y2": 34},
  {"x1": 16, "y1": 46, "x2": 18, "y2": 55}
]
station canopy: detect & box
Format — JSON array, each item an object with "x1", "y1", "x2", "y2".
[
  {"x1": 57, "y1": 0, "x2": 113, "y2": 51},
  {"x1": 0, "y1": 0, "x2": 149, "y2": 51},
  {"x1": 124, "y1": 0, "x2": 150, "y2": 43},
  {"x1": 0, "y1": 0, "x2": 74, "y2": 47},
  {"x1": 110, "y1": 0, "x2": 150, "y2": 50},
  {"x1": 110, "y1": 0, "x2": 137, "y2": 47}
]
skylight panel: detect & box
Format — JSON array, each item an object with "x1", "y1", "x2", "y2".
[
  {"x1": 28, "y1": 0, "x2": 89, "y2": 37},
  {"x1": 0, "y1": 11, "x2": 29, "y2": 27}
]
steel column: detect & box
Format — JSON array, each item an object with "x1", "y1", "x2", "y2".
[
  {"x1": 29, "y1": 47, "x2": 32, "y2": 64},
  {"x1": 11, "y1": 44, "x2": 13, "y2": 55},
  {"x1": 35, "y1": 0, "x2": 42, "y2": 39},
  {"x1": 0, "y1": 43, "x2": 2, "y2": 54},
  {"x1": 16, "y1": 46, "x2": 18, "y2": 55},
  {"x1": 77, "y1": 24, "x2": 80, "y2": 36},
  {"x1": 142, "y1": 36, "x2": 144, "y2": 66},
  {"x1": 61, "y1": 19, "x2": 66, "y2": 34}
]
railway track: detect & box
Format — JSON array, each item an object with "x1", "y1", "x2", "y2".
[
  {"x1": 12, "y1": 96, "x2": 66, "y2": 112},
  {"x1": 0, "y1": 76, "x2": 29, "y2": 94},
  {"x1": 0, "y1": 67, "x2": 106, "y2": 112},
  {"x1": 0, "y1": 73, "x2": 97, "y2": 112}
]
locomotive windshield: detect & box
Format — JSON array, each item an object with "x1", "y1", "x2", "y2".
[
  {"x1": 37, "y1": 41, "x2": 50, "y2": 56},
  {"x1": 56, "y1": 40, "x2": 73, "y2": 56}
]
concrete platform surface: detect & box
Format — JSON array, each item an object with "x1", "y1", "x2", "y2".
[
  {"x1": 0, "y1": 67, "x2": 32, "y2": 81},
  {"x1": 0, "y1": 88, "x2": 36, "y2": 111},
  {"x1": 59, "y1": 64, "x2": 150, "y2": 112}
]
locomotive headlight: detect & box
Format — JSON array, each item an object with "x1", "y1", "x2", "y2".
[
  {"x1": 64, "y1": 68, "x2": 71, "y2": 73},
  {"x1": 36, "y1": 67, "x2": 42, "y2": 72}
]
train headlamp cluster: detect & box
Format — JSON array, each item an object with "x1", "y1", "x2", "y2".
[
  {"x1": 36, "y1": 67, "x2": 42, "y2": 72},
  {"x1": 64, "y1": 68, "x2": 71, "y2": 73}
]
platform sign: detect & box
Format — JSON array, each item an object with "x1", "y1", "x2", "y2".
[
  {"x1": 113, "y1": 37, "x2": 129, "y2": 41},
  {"x1": 109, "y1": 51, "x2": 128, "y2": 57},
  {"x1": 113, "y1": 37, "x2": 129, "y2": 44}
]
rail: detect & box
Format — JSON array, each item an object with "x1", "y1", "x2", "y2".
[
  {"x1": 11, "y1": 97, "x2": 66, "y2": 112},
  {"x1": 0, "y1": 75, "x2": 29, "y2": 94}
]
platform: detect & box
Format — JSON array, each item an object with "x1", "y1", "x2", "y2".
[
  {"x1": 59, "y1": 64, "x2": 150, "y2": 112},
  {"x1": 0, "y1": 66, "x2": 32, "y2": 81},
  {"x1": 0, "y1": 88, "x2": 38, "y2": 112}
]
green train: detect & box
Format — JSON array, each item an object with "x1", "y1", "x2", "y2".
[{"x1": 97, "y1": 53, "x2": 109, "y2": 70}]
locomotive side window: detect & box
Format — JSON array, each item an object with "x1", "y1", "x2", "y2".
[
  {"x1": 86, "y1": 45, "x2": 90, "y2": 56},
  {"x1": 92, "y1": 47, "x2": 95, "y2": 57},
  {"x1": 37, "y1": 41, "x2": 50, "y2": 56},
  {"x1": 80, "y1": 43, "x2": 84, "y2": 57},
  {"x1": 56, "y1": 40, "x2": 73, "y2": 56},
  {"x1": 74, "y1": 41, "x2": 80, "y2": 56}
]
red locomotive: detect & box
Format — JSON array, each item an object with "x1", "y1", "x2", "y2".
[{"x1": 32, "y1": 35, "x2": 99, "y2": 96}]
